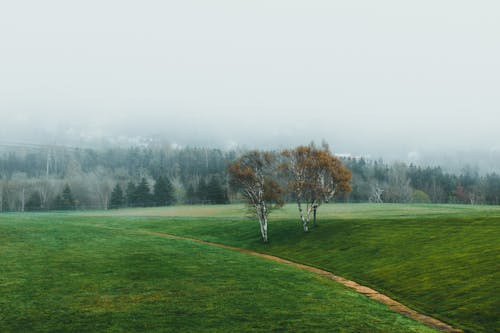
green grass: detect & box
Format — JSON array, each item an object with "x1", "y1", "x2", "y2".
[
  {"x1": 0, "y1": 214, "x2": 436, "y2": 333},
  {"x1": 74, "y1": 203, "x2": 500, "y2": 333},
  {"x1": 78, "y1": 202, "x2": 500, "y2": 219}
]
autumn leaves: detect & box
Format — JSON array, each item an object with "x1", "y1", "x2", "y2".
[{"x1": 228, "y1": 144, "x2": 352, "y2": 241}]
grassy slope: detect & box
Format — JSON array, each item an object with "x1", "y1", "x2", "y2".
[
  {"x1": 0, "y1": 216, "x2": 435, "y2": 333},
  {"x1": 84, "y1": 203, "x2": 500, "y2": 333}
]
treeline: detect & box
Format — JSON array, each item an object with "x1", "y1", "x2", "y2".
[
  {"x1": 0, "y1": 145, "x2": 499, "y2": 212},
  {"x1": 0, "y1": 146, "x2": 231, "y2": 211},
  {"x1": 344, "y1": 159, "x2": 500, "y2": 205}
]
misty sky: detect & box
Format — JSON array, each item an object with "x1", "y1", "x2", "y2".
[{"x1": 1, "y1": 1, "x2": 499, "y2": 156}]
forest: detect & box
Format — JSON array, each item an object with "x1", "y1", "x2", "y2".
[{"x1": 0, "y1": 144, "x2": 499, "y2": 211}]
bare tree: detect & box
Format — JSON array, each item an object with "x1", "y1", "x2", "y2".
[
  {"x1": 90, "y1": 167, "x2": 114, "y2": 209},
  {"x1": 11, "y1": 173, "x2": 29, "y2": 212},
  {"x1": 369, "y1": 183, "x2": 384, "y2": 203},
  {"x1": 385, "y1": 163, "x2": 413, "y2": 203},
  {"x1": 281, "y1": 144, "x2": 352, "y2": 232},
  {"x1": 228, "y1": 151, "x2": 284, "y2": 242}
]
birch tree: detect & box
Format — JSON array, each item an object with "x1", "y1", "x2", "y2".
[
  {"x1": 227, "y1": 151, "x2": 284, "y2": 242},
  {"x1": 281, "y1": 144, "x2": 352, "y2": 232}
]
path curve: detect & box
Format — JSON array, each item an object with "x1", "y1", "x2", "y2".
[{"x1": 138, "y1": 229, "x2": 463, "y2": 333}]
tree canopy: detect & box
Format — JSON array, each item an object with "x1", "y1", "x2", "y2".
[
  {"x1": 228, "y1": 150, "x2": 284, "y2": 242},
  {"x1": 281, "y1": 144, "x2": 352, "y2": 231}
]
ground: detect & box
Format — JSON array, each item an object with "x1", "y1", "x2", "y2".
[{"x1": 1, "y1": 203, "x2": 499, "y2": 332}]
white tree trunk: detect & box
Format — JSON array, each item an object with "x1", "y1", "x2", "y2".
[
  {"x1": 302, "y1": 203, "x2": 315, "y2": 232},
  {"x1": 257, "y1": 203, "x2": 269, "y2": 242},
  {"x1": 296, "y1": 200, "x2": 307, "y2": 230},
  {"x1": 20, "y1": 187, "x2": 25, "y2": 212},
  {"x1": 259, "y1": 216, "x2": 268, "y2": 242}
]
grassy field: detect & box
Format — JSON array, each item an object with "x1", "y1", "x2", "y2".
[
  {"x1": 0, "y1": 212, "x2": 437, "y2": 333},
  {"x1": 84, "y1": 203, "x2": 500, "y2": 333},
  {"x1": 1, "y1": 203, "x2": 499, "y2": 332}
]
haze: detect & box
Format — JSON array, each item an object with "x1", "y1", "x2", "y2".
[{"x1": 1, "y1": 1, "x2": 499, "y2": 158}]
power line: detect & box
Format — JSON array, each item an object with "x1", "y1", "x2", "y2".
[{"x1": 0, "y1": 141, "x2": 80, "y2": 151}]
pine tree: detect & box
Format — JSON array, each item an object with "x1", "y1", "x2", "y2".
[
  {"x1": 153, "y1": 176, "x2": 175, "y2": 206},
  {"x1": 109, "y1": 184, "x2": 125, "y2": 209},
  {"x1": 207, "y1": 176, "x2": 229, "y2": 204},
  {"x1": 25, "y1": 191, "x2": 42, "y2": 211},
  {"x1": 197, "y1": 178, "x2": 208, "y2": 204},
  {"x1": 125, "y1": 181, "x2": 137, "y2": 207},
  {"x1": 135, "y1": 178, "x2": 152, "y2": 207},
  {"x1": 185, "y1": 184, "x2": 196, "y2": 204},
  {"x1": 55, "y1": 184, "x2": 75, "y2": 210}
]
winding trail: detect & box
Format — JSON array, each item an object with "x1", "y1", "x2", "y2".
[{"x1": 137, "y1": 229, "x2": 463, "y2": 333}]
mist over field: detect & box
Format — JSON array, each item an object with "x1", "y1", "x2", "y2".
[
  {"x1": 1, "y1": 4, "x2": 500, "y2": 333},
  {"x1": 1, "y1": 1, "x2": 499, "y2": 167}
]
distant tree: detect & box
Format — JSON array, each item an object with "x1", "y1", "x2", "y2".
[
  {"x1": 228, "y1": 151, "x2": 284, "y2": 242},
  {"x1": 197, "y1": 178, "x2": 208, "y2": 204},
  {"x1": 33, "y1": 179, "x2": 52, "y2": 210},
  {"x1": 125, "y1": 181, "x2": 137, "y2": 207},
  {"x1": 63, "y1": 184, "x2": 76, "y2": 209},
  {"x1": 281, "y1": 144, "x2": 352, "y2": 232},
  {"x1": 135, "y1": 177, "x2": 152, "y2": 207},
  {"x1": 455, "y1": 185, "x2": 469, "y2": 204},
  {"x1": 25, "y1": 191, "x2": 42, "y2": 211},
  {"x1": 369, "y1": 183, "x2": 385, "y2": 203},
  {"x1": 153, "y1": 176, "x2": 175, "y2": 206},
  {"x1": 0, "y1": 181, "x2": 4, "y2": 212},
  {"x1": 185, "y1": 184, "x2": 196, "y2": 204},
  {"x1": 412, "y1": 190, "x2": 431, "y2": 203},
  {"x1": 91, "y1": 167, "x2": 113, "y2": 210},
  {"x1": 385, "y1": 163, "x2": 413, "y2": 203},
  {"x1": 458, "y1": 166, "x2": 481, "y2": 204},
  {"x1": 54, "y1": 184, "x2": 75, "y2": 210},
  {"x1": 206, "y1": 176, "x2": 229, "y2": 204},
  {"x1": 109, "y1": 184, "x2": 125, "y2": 209},
  {"x1": 485, "y1": 173, "x2": 500, "y2": 205}
]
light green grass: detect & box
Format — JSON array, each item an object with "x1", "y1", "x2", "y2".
[
  {"x1": 77, "y1": 203, "x2": 500, "y2": 219},
  {"x1": 0, "y1": 214, "x2": 436, "y2": 333},
  {"x1": 70, "y1": 203, "x2": 500, "y2": 333}
]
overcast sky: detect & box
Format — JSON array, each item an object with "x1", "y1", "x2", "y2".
[{"x1": 1, "y1": 1, "x2": 499, "y2": 156}]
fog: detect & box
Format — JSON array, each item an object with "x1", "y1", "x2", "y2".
[{"x1": 1, "y1": 1, "x2": 499, "y2": 160}]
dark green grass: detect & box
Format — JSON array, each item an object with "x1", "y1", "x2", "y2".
[
  {"x1": 0, "y1": 216, "x2": 435, "y2": 333},
  {"x1": 84, "y1": 204, "x2": 500, "y2": 333}
]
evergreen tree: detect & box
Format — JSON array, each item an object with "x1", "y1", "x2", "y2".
[
  {"x1": 197, "y1": 178, "x2": 208, "y2": 204},
  {"x1": 0, "y1": 188, "x2": 7, "y2": 212},
  {"x1": 125, "y1": 181, "x2": 137, "y2": 207},
  {"x1": 135, "y1": 177, "x2": 152, "y2": 207},
  {"x1": 25, "y1": 191, "x2": 42, "y2": 211},
  {"x1": 63, "y1": 184, "x2": 76, "y2": 209},
  {"x1": 109, "y1": 184, "x2": 125, "y2": 209},
  {"x1": 185, "y1": 184, "x2": 196, "y2": 204},
  {"x1": 207, "y1": 176, "x2": 229, "y2": 204},
  {"x1": 153, "y1": 176, "x2": 175, "y2": 206},
  {"x1": 54, "y1": 184, "x2": 75, "y2": 210}
]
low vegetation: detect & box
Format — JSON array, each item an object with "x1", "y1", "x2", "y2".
[
  {"x1": 83, "y1": 203, "x2": 500, "y2": 333},
  {"x1": 0, "y1": 212, "x2": 436, "y2": 333}
]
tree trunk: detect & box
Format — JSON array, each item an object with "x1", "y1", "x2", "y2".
[
  {"x1": 296, "y1": 200, "x2": 307, "y2": 227},
  {"x1": 303, "y1": 203, "x2": 313, "y2": 232},
  {"x1": 258, "y1": 205, "x2": 268, "y2": 242},
  {"x1": 20, "y1": 187, "x2": 25, "y2": 212},
  {"x1": 259, "y1": 216, "x2": 268, "y2": 242},
  {"x1": 312, "y1": 204, "x2": 317, "y2": 227}
]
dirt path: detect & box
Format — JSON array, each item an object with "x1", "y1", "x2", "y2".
[{"x1": 138, "y1": 229, "x2": 463, "y2": 333}]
